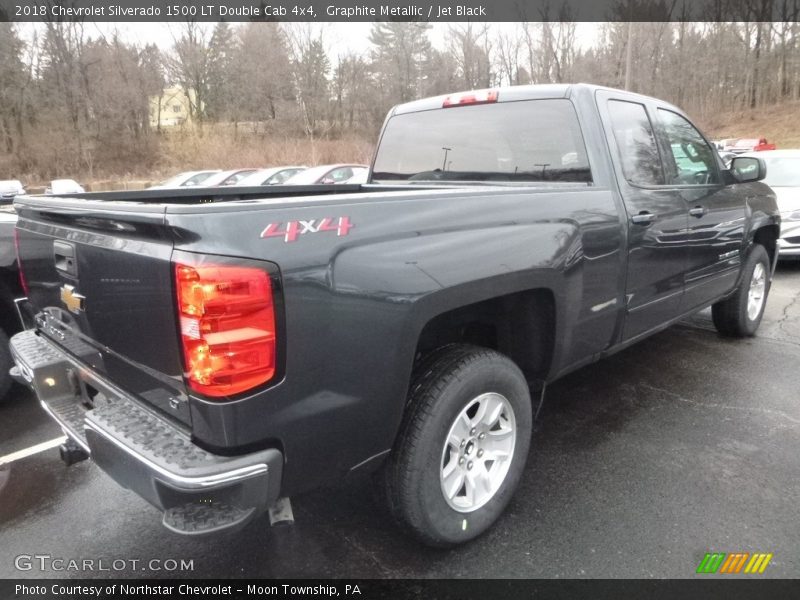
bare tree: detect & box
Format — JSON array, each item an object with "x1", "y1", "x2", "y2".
[
  {"x1": 166, "y1": 22, "x2": 213, "y2": 125},
  {"x1": 284, "y1": 24, "x2": 331, "y2": 137}
]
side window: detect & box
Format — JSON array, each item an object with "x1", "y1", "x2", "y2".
[
  {"x1": 329, "y1": 168, "x2": 353, "y2": 182},
  {"x1": 657, "y1": 109, "x2": 721, "y2": 185},
  {"x1": 606, "y1": 100, "x2": 664, "y2": 186}
]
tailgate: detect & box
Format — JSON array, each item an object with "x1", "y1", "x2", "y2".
[{"x1": 13, "y1": 197, "x2": 191, "y2": 425}]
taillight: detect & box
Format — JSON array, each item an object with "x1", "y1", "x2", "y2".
[
  {"x1": 442, "y1": 89, "x2": 499, "y2": 108},
  {"x1": 13, "y1": 227, "x2": 29, "y2": 296},
  {"x1": 174, "y1": 259, "x2": 276, "y2": 398}
]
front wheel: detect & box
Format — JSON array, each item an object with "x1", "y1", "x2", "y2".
[
  {"x1": 381, "y1": 345, "x2": 532, "y2": 547},
  {"x1": 712, "y1": 244, "x2": 771, "y2": 337}
]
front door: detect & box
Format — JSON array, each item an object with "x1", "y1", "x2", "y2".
[{"x1": 654, "y1": 107, "x2": 746, "y2": 311}]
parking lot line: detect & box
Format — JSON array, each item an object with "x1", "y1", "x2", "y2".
[{"x1": 0, "y1": 436, "x2": 67, "y2": 467}]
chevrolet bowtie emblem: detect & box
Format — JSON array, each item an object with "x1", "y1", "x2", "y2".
[{"x1": 60, "y1": 284, "x2": 85, "y2": 314}]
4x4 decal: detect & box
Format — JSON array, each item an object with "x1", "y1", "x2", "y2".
[{"x1": 260, "y1": 217, "x2": 354, "y2": 243}]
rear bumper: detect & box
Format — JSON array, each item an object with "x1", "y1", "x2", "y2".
[{"x1": 9, "y1": 329, "x2": 283, "y2": 535}]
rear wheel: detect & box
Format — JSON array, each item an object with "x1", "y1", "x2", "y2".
[
  {"x1": 712, "y1": 244, "x2": 771, "y2": 337},
  {"x1": 381, "y1": 345, "x2": 532, "y2": 547}
]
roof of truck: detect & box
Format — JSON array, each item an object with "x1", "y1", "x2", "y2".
[{"x1": 392, "y1": 83, "x2": 680, "y2": 116}]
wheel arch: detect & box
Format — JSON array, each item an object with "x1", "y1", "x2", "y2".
[
  {"x1": 411, "y1": 281, "x2": 560, "y2": 384},
  {"x1": 752, "y1": 224, "x2": 780, "y2": 272}
]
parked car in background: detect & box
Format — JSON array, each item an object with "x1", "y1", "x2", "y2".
[
  {"x1": 196, "y1": 169, "x2": 258, "y2": 187},
  {"x1": 743, "y1": 149, "x2": 800, "y2": 259},
  {"x1": 718, "y1": 151, "x2": 737, "y2": 167},
  {"x1": 284, "y1": 163, "x2": 369, "y2": 185},
  {"x1": 234, "y1": 166, "x2": 308, "y2": 187},
  {"x1": 148, "y1": 170, "x2": 221, "y2": 189},
  {"x1": 46, "y1": 179, "x2": 85, "y2": 195},
  {"x1": 345, "y1": 167, "x2": 370, "y2": 184},
  {"x1": 725, "y1": 138, "x2": 777, "y2": 154},
  {"x1": 0, "y1": 180, "x2": 25, "y2": 202}
]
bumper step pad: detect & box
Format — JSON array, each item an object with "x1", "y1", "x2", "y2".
[
  {"x1": 163, "y1": 501, "x2": 255, "y2": 535},
  {"x1": 47, "y1": 396, "x2": 92, "y2": 448},
  {"x1": 10, "y1": 328, "x2": 284, "y2": 536}
]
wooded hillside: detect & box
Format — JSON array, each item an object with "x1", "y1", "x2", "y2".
[{"x1": 1, "y1": 4, "x2": 799, "y2": 183}]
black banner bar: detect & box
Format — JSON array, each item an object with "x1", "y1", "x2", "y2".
[
  {"x1": 3, "y1": 579, "x2": 800, "y2": 600},
  {"x1": 1, "y1": 0, "x2": 797, "y2": 23}
]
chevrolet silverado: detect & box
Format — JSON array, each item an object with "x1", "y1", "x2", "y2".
[{"x1": 9, "y1": 84, "x2": 780, "y2": 546}]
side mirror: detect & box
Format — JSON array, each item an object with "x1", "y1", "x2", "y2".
[{"x1": 730, "y1": 156, "x2": 766, "y2": 183}]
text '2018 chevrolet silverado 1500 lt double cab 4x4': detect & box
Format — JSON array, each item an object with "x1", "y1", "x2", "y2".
[{"x1": 9, "y1": 84, "x2": 779, "y2": 546}]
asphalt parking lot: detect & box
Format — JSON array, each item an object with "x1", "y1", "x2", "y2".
[{"x1": 1, "y1": 263, "x2": 798, "y2": 580}]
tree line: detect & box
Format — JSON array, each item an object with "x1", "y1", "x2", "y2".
[{"x1": 1, "y1": 4, "x2": 799, "y2": 180}]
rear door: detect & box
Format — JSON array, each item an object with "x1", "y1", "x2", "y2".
[
  {"x1": 597, "y1": 91, "x2": 689, "y2": 341},
  {"x1": 653, "y1": 107, "x2": 746, "y2": 311}
]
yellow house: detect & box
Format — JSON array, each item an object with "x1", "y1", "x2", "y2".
[{"x1": 149, "y1": 87, "x2": 201, "y2": 129}]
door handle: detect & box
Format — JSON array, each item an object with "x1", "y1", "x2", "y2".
[
  {"x1": 689, "y1": 206, "x2": 707, "y2": 218},
  {"x1": 631, "y1": 211, "x2": 655, "y2": 225},
  {"x1": 53, "y1": 241, "x2": 78, "y2": 276}
]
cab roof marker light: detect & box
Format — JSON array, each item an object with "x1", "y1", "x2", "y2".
[{"x1": 442, "y1": 90, "x2": 499, "y2": 108}]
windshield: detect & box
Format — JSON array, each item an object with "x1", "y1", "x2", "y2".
[
  {"x1": 372, "y1": 98, "x2": 592, "y2": 184},
  {"x1": 761, "y1": 156, "x2": 800, "y2": 187}
]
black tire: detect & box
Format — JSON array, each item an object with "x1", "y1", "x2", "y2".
[
  {"x1": 381, "y1": 344, "x2": 532, "y2": 547},
  {"x1": 0, "y1": 328, "x2": 12, "y2": 401},
  {"x1": 712, "y1": 244, "x2": 771, "y2": 337}
]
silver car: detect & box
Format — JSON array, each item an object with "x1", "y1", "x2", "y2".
[{"x1": 743, "y1": 149, "x2": 800, "y2": 258}]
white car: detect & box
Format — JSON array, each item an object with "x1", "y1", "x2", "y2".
[
  {"x1": 345, "y1": 167, "x2": 370, "y2": 184},
  {"x1": 195, "y1": 169, "x2": 258, "y2": 187},
  {"x1": 46, "y1": 179, "x2": 85, "y2": 195},
  {"x1": 148, "y1": 170, "x2": 221, "y2": 189},
  {"x1": 284, "y1": 164, "x2": 369, "y2": 185},
  {"x1": 235, "y1": 166, "x2": 308, "y2": 187},
  {"x1": 743, "y1": 149, "x2": 800, "y2": 258},
  {"x1": 0, "y1": 180, "x2": 25, "y2": 202}
]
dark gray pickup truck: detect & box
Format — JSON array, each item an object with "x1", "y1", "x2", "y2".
[{"x1": 9, "y1": 84, "x2": 779, "y2": 546}]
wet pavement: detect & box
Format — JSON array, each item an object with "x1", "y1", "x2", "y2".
[{"x1": 1, "y1": 263, "x2": 798, "y2": 579}]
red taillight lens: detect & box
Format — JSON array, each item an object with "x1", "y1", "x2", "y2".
[
  {"x1": 13, "y1": 227, "x2": 29, "y2": 296},
  {"x1": 175, "y1": 261, "x2": 276, "y2": 398},
  {"x1": 442, "y1": 89, "x2": 499, "y2": 108}
]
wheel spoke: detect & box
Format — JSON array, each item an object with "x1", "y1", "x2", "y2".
[
  {"x1": 463, "y1": 472, "x2": 477, "y2": 505},
  {"x1": 483, "y1": 438, "x2": 512, "y2": 461},
  {"x1": 443, "y1": 467, "x2": 465, "y2": 500},
  {"x1": 747, "y1": 261, "x2": 767, "y2": 321},
  {"x1": 484, "y1": 396, "x2": 505, "y2": 429},
  {"x1": 442, "y1": 451, "x2": 458, "y2": 478},
  {"x1": 473, "y1": 470, "x2": 493, "y2": 495},
  {"x1": 487, "y1": 421, "x2": 513, "y2": 440},
  {"x1": 470, "y1": 397, "x2": 489, "y2": 427},
  {"x1": 451, "y1": 413, "x2": 471, "y2": 441}
]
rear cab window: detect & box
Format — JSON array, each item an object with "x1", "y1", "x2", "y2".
[{"x1": 372, "y1": 98, "x2": 592, "y2": 185}]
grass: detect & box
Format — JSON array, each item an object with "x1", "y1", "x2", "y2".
[{"x1": 699, "y1": 100, "x2": 800, "y2": 149}]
